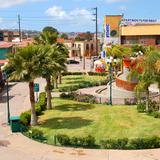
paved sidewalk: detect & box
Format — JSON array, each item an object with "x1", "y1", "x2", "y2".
[{"x1": 0, "y1": 79, "x2": 160, "y2": 160}]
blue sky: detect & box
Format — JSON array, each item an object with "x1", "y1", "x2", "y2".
[{"x1": 0, "y1": 0, "x2": 160, "y2": 32}]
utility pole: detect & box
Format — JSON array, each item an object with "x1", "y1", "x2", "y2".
[
  {"x1": 92, "y1": 7, "x2": 98, "y2": 55},
  {"x1": 18, "y1": 14, "x2": 22, "y2": 42}
]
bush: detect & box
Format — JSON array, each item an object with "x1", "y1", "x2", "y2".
[
  {"x1": 60, "y1": 92, "x2": 75, "y2": 100},
  {"x1": 75, "y1": 94, "x2": 96, "y2": 104},
  {"x1": 150, "y1": 112, "x2": 160, "y2": 119},
  {"x1": 56, "y1": 134, "x2": 96, "y2": 148},
  {"x1": 100, "y1": 138, "x2": 128, "y2": 149},
  {"x1": 125, "y1": 98, "x2": 137, "y2": 105},
  {"x1": 38, "y1": 92, "x2": 47, "y2": 111},
  {"x1": 148, "y1": 100, "x2": 159, "y2": 113},
  {"x1": 137, "y1": 103, "x2": 146, "y2": 112},
  {"x1": 20, "y1": 111, "x2": 31, "y2": 126},
  {"x1": 28, "y1": 128, "x2": 46, "y2": 142},
  {"x1": 56, "y1": 134, "x2": 70, "y2": 146},
  {"x1": 35, "y1": 104, "x2": 43, "y2": 116},
  {"x1": 129, "y1": 137, "x2": 160, "y2": 149},
  {"x1": 62, "y1": 72, "x2": 83, "y2": 76},
  {"x1": 88, "y1": 72, "x2": 106, "y2": 76}
]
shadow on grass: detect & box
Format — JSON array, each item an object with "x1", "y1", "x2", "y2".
[
  {"x1": 39, "y1": 117, "x2": 93, "y2": 129},
  {"x1": 54, "y1": 104, "x2": 95, "y2": 112}
]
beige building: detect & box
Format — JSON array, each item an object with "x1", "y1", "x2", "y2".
[{"x1": 63, "y1": 40, "x2": 99, "y2": 58}]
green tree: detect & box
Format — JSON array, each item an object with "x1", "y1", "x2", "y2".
[
  {"x1": 129, "y1": 50, "x2": 160, "y2": 111},
  {"x1": 35, "y1": 27, "x2": 68, "y2": 109},
  {"x1": 60, "y1": 33, "x2": 68, "y2": 40},
  {"x1": 43, "y1": 26, "x2": 59, "y2": 35},
  {"x1": 5, "y1": 45, "x2": 40, "y2": 125}
]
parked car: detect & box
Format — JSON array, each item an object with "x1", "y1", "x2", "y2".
[{"x1": 67, "y1": 60, "x2": 80, "y2": 64}]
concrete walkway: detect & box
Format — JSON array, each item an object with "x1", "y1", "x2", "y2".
[{"x1": 0, "y1": 79, "x2": 160, "y2": 160}]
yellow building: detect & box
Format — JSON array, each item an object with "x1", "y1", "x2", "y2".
[
  {"x1": 104, "y1": 15, "x2": 160, "y2": 46},
  {"x1": 63, "y1": 40, "x2": 99, "y2": 58}
]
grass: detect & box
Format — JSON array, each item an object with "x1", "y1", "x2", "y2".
[
  {"x1": 54, "y1": 75, "x2": 107, "y2": 92},
  {"x1": 33, "y1": 98, "x2": 160, "y2": 145}
]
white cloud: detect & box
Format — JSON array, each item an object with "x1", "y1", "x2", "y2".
[
  {"x1": 105, "y1": 0, "x2": 128, "y2": 3},
  {"x1": 45, "y1": 6, "x2": 94, "y2": 26},
  {"x1": 0, "y1": 0, "x2": 47, "y2": 8},
  {"x1": 119, "y1": 5, "x2": 127, "y2": 11}
]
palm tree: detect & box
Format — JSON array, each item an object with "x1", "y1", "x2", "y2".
[
  {"x1": 34, "y1": 28, "x2": 68, "y2": 109},
  {"x1": 105, "y1": 45, "x2": 131, "y2": 74},
  {"x1": 37, "y1": 44, "x2": 68, "y2": 109},
  {"x1": 5, "y1": 45, "x2": 40, "y2": 125},
  {"x1": 129, "y1": 50, "x2": 160, "y2": 111}
]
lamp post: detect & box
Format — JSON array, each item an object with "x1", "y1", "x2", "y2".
[
  {"x1": 6, "y1": 80, "x2": 10, "y2": 124},
  {"x1": 3, "y1": 72, "x2": 10, "y2": 124},
  {"x1": 109, "y1": 62, "x2": 112, "y2": 106},
  {"x1": 106, "y1": 56, "x2": 116, "y2": 106}
]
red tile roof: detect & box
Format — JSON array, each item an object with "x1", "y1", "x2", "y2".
[{"x1": 0, "y1": 42, "x2": 12, "y2": 48}]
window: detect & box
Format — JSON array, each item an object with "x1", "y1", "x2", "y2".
[{"x1": 86, "y1": 44, "x2": 89, "y2": 50}]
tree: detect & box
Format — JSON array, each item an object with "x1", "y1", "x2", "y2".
[
  {"x1": 129, "y1": 50, "x2": 160, "y2": 111},
  {"x1": 105, "y1": 45, "x2": 131, "y2": 74},
  {"x1": 43, "y1": 26, "x2": 59, "y2": 35},
  {"x1": 34, "y1": 27, "x2": 68, "y2": 109},
  {"x1": 5, "y1": 45, "x2": 40, "y2": 125},
  {"x1": 60, "y1": 33, "x2": 68, "y2": 40}
]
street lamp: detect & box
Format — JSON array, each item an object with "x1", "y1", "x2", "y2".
[
  {"x1": 3, "y1": 72, "x2": 10, "y2": 124},
  {"x1": 106, "y1": 56, "x2": 117, "y2": 106},
  {"x1": 6, "y1": 80, "x2": 10, "y2": 124}
]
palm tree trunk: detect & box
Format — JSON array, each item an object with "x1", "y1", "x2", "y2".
[
  {"x1": 54, "y1": 76, "x2": 58, "y2": 89},
  {"x1": 58, "y1": 71, "x2": 62, "y2": 84},
  {"x1": 46, "y1": 77, "x2": 52, "y2": 109},
  {"x1": 29, "y1": 81, "x2": 37, "y2": 125},
  {"x1": 146, "y1": 89, "x2": 149, "y2": 112},
  {"x1": 158, "y1": 83, "x2": 160, "y2": 112}
]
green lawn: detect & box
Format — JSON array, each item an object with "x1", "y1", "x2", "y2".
[
  {"x1": 54, "y1": 75, "x2": 107, "y2": 92},
  {"x1": 33, "y1": 98, "x2": 160, "y2": 145}
]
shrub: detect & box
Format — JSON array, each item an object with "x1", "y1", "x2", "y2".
[
  {"x1": 56, "y1": 134, "x2": 95, "y2": 148},
  {"x1": 20, "y1": 111, "x2": 31, "y2": 126},
  {"x1": 38, "y1": 92, "x2": 47, "y2": 111},
  {"x1": 125, "y1": 98, "x2": 137, "y2": 105},
  {"x1": 88, "y1": 72, "x2": 106, "y2": 76},
  {"x1": 129, "y1": 137, "x2": 157, "y2": 149},
  {"x1": 100, "y1": 138, "x2": 128, "y2": 149},
  {"x1": 35, "y1": 104, "x2": 43, "y2": 116},
  {"x1": 148, "y1": 100, "x2": 159, "y2": 113},
  {"x1": 62, "y1": 72, "x2": 83, "y2": 76},
  {"x1": 150, "y1": 112, "x2": 160, "y2": 119},
  {"x1": 28, "y1": 128, "x2": 46, "y2": 142},
  {"x1": 60, "y1": 92, "x2": 75, "y2": 100},
  {"x1": 75, "y1": 94, "x2": 96, "y2": 104},
  {"x1": 137, "y1": 103, "x2": 146, "y2": 112},
  {"x1": 56, "y1": 134, "x2": 70, "y2": 146}
]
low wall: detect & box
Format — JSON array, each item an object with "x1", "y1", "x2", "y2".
[{"x1": 116, "y1": 77, "x2": 137, "y2": 91}]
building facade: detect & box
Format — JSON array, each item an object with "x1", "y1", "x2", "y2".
[
  {"x1": 0, "y1": 30, "x2": 20, "y2": 42},
  {"x1": 58, "y1": 38, "x2": 100, "y2": 58},
  {"x1": 104, "y1": 15, "x2": 160, "y2": 46}
]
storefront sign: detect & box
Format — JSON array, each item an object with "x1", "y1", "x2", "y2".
[
  {"x1": 106, "y1": 24, "x2": 110, "y2": 38},
  {"x1": 121, "y1": 18, "x2": 160, "y2": 26}
]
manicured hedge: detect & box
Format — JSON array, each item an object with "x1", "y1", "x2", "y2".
[
  {"x1": 62, "y1": 71, "x2": 107, "y2": 76},
  {"x1": 100, "y1": 137, "x2": 160, "y2": 149},
  {"x1": 60, "y1": 92, "x2": 97, "y2": 104},
  {"x1": 58, "y1": 80, "x2": 108, "y2": 92},
  {"x1": 56, "y1": 134, "x2": 96, "y2": 148}
]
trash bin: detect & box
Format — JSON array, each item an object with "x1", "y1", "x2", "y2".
[{"x1": 10, "y1": 116, "x2": 21, "y2": 132}]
